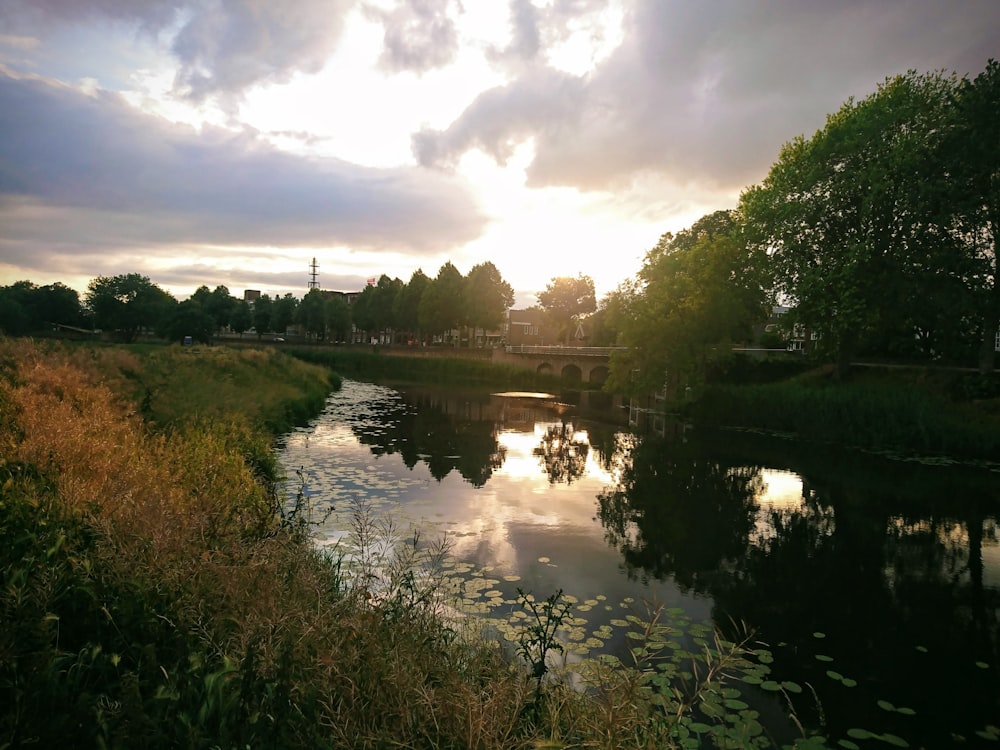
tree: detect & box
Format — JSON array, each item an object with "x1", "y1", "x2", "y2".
[
  {"x1": 207, "y1": 285, "x2": 237, "y2": 332},
  {"x1": 85, "y1": 274, "x2": 175, "y2": 342},
  {"x1": 465, "y1": 261, "x2": 514, "y2": 344},
  {"x1": 419, "y1": 262, "x2": 466, "y2": 343},
  {"x1": 327, "y1": 293, "x2": 351, "y2": 343},
  {"x1": 950, "y1": 59, "x2": 1000, "y2": 372},
  {"x1": 271, "y1": 293, "x2": 298, "y2": 336},
  {"x1": 252, "y1": 294, "x2": 273, "y2": 338},
  {"x1": 0, "y1": 282, "x2": 34, "y2": 335},
  {"x1": 740, "y1": 70, "x2": 962, "y2": 375},
  {"x1": 230, "y1": 300, "x2": 252, "y2": 337},
  {"x1": 393, "y1": 269, "x2": 431, "y2": 343},
  {"x1": 298, "y1": 288, "x2": 329, "y2": 341},
  {"x1": 164, "y1": 299, "x2": 215, "y2": 344},
  {"x1": 606, "y1": 211, "x2": 769, "y2": 396},
  {"x1": 537, "y1": 275, "x2": 596, "y2": 345}
]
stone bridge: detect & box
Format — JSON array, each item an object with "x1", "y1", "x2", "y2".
[{"x1": 491, "y1": 345, "x2": 624, "y2": 386}]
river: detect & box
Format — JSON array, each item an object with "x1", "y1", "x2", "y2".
[{"x1": 277, "y1": 378, "x2": 1000, "y2": 748}]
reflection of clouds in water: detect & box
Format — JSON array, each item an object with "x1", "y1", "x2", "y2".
[{"x1": 756, "y1": 469, "x2": 805, "y2": 510}]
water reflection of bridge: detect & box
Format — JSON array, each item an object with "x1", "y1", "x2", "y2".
[{"x1": 492, "y1": 345, "x2": 624, "y2": 386}]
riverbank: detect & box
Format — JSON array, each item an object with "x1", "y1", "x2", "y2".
[
  {"x1": 1, "y1": 340, "x2": 794, "y2": 749},
  {"x1": 688, "y1": 363, "x2": 1000, "y2": 464}
]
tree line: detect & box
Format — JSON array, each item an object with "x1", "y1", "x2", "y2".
[
  {"x1": 0, "y1": 261, "x2": 524, "y2": 347},
  {"x1": 605, "y1": 59, "x2": 999, "y2": 394}
]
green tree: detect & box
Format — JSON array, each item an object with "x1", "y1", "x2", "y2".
[
  {"x1": 327, "y1": 293, "x2": 351, "y2": 343},
  {"x1": 37, "y1": 283, "x2": 84, "y2": 329},
  {"x1": 271, "y1": 293, "x2": 298, "y2": 336},
  {"x1": 350, "y1": 276, "x2": 403, "y2": 343},
  {"x1": 85, "y1": 274, "x2": 176, "y2": 342},
  {"x1": 465, "y1": 261, "x2": 514, "y2": 345},
  {"x1": 230, "y1": 299, "x2": 252, "y2": 337},
  {"x1": 164, "y1": 299, "x2": 215, "y2": 344},
  {"x1": 607, "y1": 211, "x2": 768, "y2": 396},
  {"x1": 740, "y1": 70, "x2": 962, "y2": 375},
  {"x1": 252, "y1": 294, "x2": 273, "y2": 338},
  {"x1": 393, "y1": 269, "x2": 431, "y2": 344},
  {"x1": 419, "y1": 262, "x2": 466, "y2": 344},
  {"x1": 950, "y1": 59, "x2": 1000, "y2": 372},
  {"x1": 537, "y1": 275, "x2": 596, "y2": 345},
  {"x1": 207, "y1": 285, "x2": 237, "y2": 332},
  {"x1": 298, "y1": 288, "x2": 329, "y2": 341},
  {"x1": 0, "y1": 282, "x2": 34, "y2": 335}
]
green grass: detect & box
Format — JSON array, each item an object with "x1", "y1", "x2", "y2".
[
  {"x1": 287, "y1": 346, "x2": 568, "y2": 390},
  {"x1": 689, "y1": 365, "x2": 1000, "y2": 461}
]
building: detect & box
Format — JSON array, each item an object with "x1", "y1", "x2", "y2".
[{"x1": 505, "y1": 309, "x2": 559, "y2": 347}]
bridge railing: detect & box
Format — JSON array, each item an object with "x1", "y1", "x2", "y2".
[{"x1": 504, "y1": 345, "x2": 627, "y2": 357}]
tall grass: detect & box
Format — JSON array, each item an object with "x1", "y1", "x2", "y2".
[{"x1": 0, "y1": 339, "x2": 819, "y2": 748}]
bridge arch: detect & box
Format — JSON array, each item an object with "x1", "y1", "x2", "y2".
[
  {"x1": 561, "y1": 364, "x2": 582, "y2": 383},
  {"x1": 589, "y1": 365, "x2": 609, "y2": 386},
  {"x1": 536, "y1": 362, "x2": 553, "y2": 375}
]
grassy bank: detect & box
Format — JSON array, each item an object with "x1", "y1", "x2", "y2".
[
  {"x1": 286, "y1": 346, "x2": 568, "y2": 390},
  {"x1": 1, "y1": 339, "x2": 805, "y2": 749},
  {"x1": 690, "y1": 365, "x2": 1000, "y2": 462}
]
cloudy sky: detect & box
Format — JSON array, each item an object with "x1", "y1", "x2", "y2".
[{"x1": 1, "y1": 1, "x2": 997, "y2": 307}]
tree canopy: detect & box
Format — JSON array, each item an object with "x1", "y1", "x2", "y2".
[
  {"x1": 607, "y1": 211, "x2": 769, "y2": 395},
  {"x1": 537, "y1": 275, "x2": 596, "y2": 345}
]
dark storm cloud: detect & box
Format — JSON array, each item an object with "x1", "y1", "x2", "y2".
[
  {"x1": 364, "y1": 0, "x2": 460, "y2": 74},
  {"x1": 0, "y1": 71, "x2": 486, "y2": 253},
  {"x1": 0, "y1": 0, "x2": 353, "y2": 100},
  {"x1": 417, "y1": 0, "x2": 1000, "y2": 191}
]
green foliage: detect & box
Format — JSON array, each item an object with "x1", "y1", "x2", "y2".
[
  {"x1": 537, "y1": 274, "x2": 597, "y2": 345},
  {"x1": 466, "y1": 261, "x2": 515, "y2": 333},
  {"x1": 0, "y1": 280, "x2": 85, "y2": 335},
  {"x1": 514, "y1": 589, "x2": 572, "y2": 699},
  {"x1": 740, "y1": 68, "x2": 988, "y2": 373},
  {"x1": 420, "y1": 261, "x2": 467, "y2": 338},
  {"x1": 85, "y1": 274, "x2": 176, "y2": 342},
  {"x1": 688, "y1": 376, "x2": 1000, "y2": 460},
  {"x1": 607, "y1": 211, "x2": 769, "y2": 396}
]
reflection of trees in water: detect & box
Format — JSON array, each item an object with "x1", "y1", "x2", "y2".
[
  {"x1": 350, "y1": 391, "x2": 505, "y2": 487},
  {"x1": 595, "y1": 430, "x2": 1000, "y2": 746},
  {"x1": 533, "y1": 421, "x2": 590, "y2": 484},
  {"x1": 596, "y1": 437, "x2": 762, "y2": 590}
]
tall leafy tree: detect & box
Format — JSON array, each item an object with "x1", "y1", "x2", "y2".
[
  {"x1": 393, "y1": 269, "x2": 431, "y2": 343},
  {"x1": 351, "y1": 276, "x2": 401, "y2": 341},
  {"x1": 207, "y1": 285, "x2": 237, "y2": 332},
  {"x1": 607, "y1": 211, "x2": 769, "y2": 395},
  {"x1": 0, "y1": 281, "x2": 36, "y2": 335},
  {"x1": 950, "y1": 59, "x2": 1000, "y2": 371},
  {"x1": 465, "y1": 261, "x2": 514, "y2": 343},
  {"x1": 271, "y1": 293, "x2": 298, "y2": 336},
  {"x1": 327, "y1": 293, "x2": 351, "y2": 342},
  {"x1": 419, "y1": 262, "x2": 466, "y2": 343},
  {"x1": 163, "y1": 299, "x2": 214, "y2": 344},
  {"x1": 740, "y1": 70, "x2": 962, "y2": 375},
  {"x1": 85, "y1": 273, "x2": 175, "y2": 342},
  {"x1": 298, "y1": 288, "x2": 329, "y2": 341},
  {"x1": 230, "y1": 299, "x2": 252, "y2": 336},
  {"x1": 252, "y1": 294, "x2": 273, "y2": 338},
  {"x1": 537, "y1": 274, "x2": 596, "y2": 344}
]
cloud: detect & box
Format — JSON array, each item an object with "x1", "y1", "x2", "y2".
[
  {"x1": 0, "y1": 0, "x2": 353, "y2": 100},
  {"x1": 365, "y1": 0, "x2": 460, "y2": 74},
  {"x1": 0, "y1": 71, "x2": 487, "y2": 257},
  {"x1": 416, "y1": 0, "x2": 1000, "y2": 192}
]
